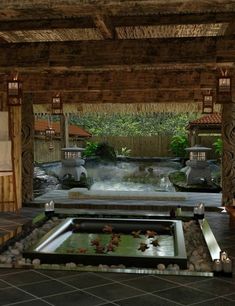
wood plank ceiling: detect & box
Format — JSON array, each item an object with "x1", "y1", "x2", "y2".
[{"x1": 0, "y1": 0, "x2": 235, "y2": 112}]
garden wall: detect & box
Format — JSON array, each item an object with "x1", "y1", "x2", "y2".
[{"x1": 34, "y1": 135, "x2": 219, "y2": 163}]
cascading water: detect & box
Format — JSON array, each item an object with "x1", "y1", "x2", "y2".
[{"x1": 86, "y1": 161, "x2": 179, "y2": 192}]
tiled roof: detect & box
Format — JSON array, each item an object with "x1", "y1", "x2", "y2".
[
  {"x1": 35, "y1": 119, "x2": 91, "y2": 137},
  {"x1": 188, "y1": 112, "x2": 221, "y2": 127}
]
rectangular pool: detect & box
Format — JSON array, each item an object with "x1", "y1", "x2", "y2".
[{"x1": 23, "y1": 218, "x2": 188, "y2": 269}]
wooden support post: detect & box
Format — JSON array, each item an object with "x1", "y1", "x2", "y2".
[
  {"x1": 60, "y1": 114, "x2": 69, "y2": 159},
  {"x1": 22, "y1": 93, "x2": 34, "y2": 203}
]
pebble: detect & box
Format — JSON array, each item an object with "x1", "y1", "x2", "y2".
[
  {"x1": 32, "y1": 259, "x2": 41, "y2": 266},
  {"x1": 0, "y1": 218, "x2": 214, "y2": 273},
  {"x1": 65, "y1": 262, "x2": 76, "y2": 269},
  {"x1": 157, "y1": 263, "x2": 165, "y2": 271},
  {"x1": 188, "y1": 263, "x2": 195, "y2": 271}
]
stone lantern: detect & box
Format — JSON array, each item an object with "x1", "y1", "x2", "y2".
[
  {"x1": 185, "y1": 145, "x2": 212, "y2": 185},
  {"x1": 59, "y1": 146, "x2": 87, "y2": 184}
]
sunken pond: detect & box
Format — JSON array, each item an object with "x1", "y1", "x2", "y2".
[{"x1": 23, "y1": 217, "x2": 187, "y2": 269}]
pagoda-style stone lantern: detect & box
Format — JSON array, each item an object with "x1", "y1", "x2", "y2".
[
  {"x1": 59, "y1": 146, "x2": 88, "y2": 187},
  {"x1": 185, "y1": 145, "x2": 212, "y2": 185}
]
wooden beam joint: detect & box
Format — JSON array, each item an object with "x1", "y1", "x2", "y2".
[{"x1": 93, "y1": 14, "x2": 115, "y2": 39}]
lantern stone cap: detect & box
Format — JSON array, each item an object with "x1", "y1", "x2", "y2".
[
  {"x1": 185, "y1": 145, "x2": 212, "y2": 152},
  {"x1": 61, "y1": 146, "x2": 85, "y2": 152}
]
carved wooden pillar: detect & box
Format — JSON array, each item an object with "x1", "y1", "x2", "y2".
[
  {"x1": 22, "y1": 93, "x2": 34, "y2": 202},
  {"x1": 221, "y1": 102, "x2": 235, "y2": 206}
]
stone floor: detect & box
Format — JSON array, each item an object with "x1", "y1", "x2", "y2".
[
  {"x1": 29, "y1": 189, "x2": 222, "y2": 211},
  {"x1": 0, "y1": 207, "x2": 235, "y2": 305}
]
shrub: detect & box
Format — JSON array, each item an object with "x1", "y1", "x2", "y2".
[
  {"x1": 95, "y1": 142, "x2": 116, "y2": 161},
  {"x1": 170, "y1": 134, "x2": 189, "y2": 157},
  {"x1": 83, "y1": 141, "x2": 99, "y2": 157},
  {"x1": 213, "y1": 138, "x2": 223, "y2": 157},
  {"x1": 117, "y1": 147, "x2": 131, "y2": 157}
]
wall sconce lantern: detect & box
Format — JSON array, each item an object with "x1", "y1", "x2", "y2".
[
  {"x1": 52, "y1": 94, "x2": 63, "y2": 115},
  {"x1": 45, "y1": 127, "x2": 55, "y2": 141},
  {"x1": 7, "y1": 78, "x2": 22, "y2": 106},
  {"x1": 217, "y1": 69, "x2": 232, "y2": 103},
  {"x1": 45, "y1": 114, "x2": 55, "y2": 142},
  {"x1": 48, "y1": 142, "x2": 54, "y2": 151},
  {"x1": 218, "y1": 77, "x2": 231, "y2": 93},
  {"x1": 202, "y1": 91, "x2": 213, "y2": 114}
]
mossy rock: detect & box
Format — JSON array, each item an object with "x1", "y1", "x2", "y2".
[{"x1": 169, "y1": 171, "x2": 186, "y2": 184}]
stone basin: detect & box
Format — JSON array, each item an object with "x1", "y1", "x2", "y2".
[{"x1": 23, "y1": 217, "x2": 188, "y2": 269}]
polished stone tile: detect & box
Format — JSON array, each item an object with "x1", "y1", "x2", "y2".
[
  {"x1": 156, "y1": 274, "x2": 209, "y2": 285},
  {"x1": 0, "y1": 268, "x2": 23, "y2": 275},
  {"x1": 96, "y1": 304, "x2": 119, "y2": 306},
  {"x1": 84, "y1": 283, "x2": 144, "y2": 302},
  {"x1": 0, "y1": 270, "x2": 50, "y2": 286},
  {"x1": 0, "y1": 287, "x2": 34, "y2": 305},
  {"x1": 190, "y1": 297, "x2": 235, "y2": 306},
  {"x1": 97, "y1": 272, "x2": 143, "y2": 282},
  {"x1": 8, "y1": 299, "x2": 55, "y2": 306},
  {"x1": 37, "y1": 269, "x2": 82, "y2": 279},
  {"x1": 0, "y1": 279, "x2": 12, "y2": 289},
  {"x1": 190, "y1": 278, "x2": 235, "y2": 296},
  {"x1": 223, "y1": 292, "x2": 235, "y2": 301},
  {"x1": 19, "y1": 279, "x2": 75, "y2": 297},
  {"x1": 44, "y1": 290, "x2": 106, "y2": 306},
  {"x1": 60, "y1": 272, "x2": 114, "y2": 289},
  {"x1": 115, "y1": 293, "x2": 180, "y2": 306},
  {"x1": 153, "y1": 286, "x2": 216, "y2": 305},
  {"x1": 122, "y1": 275, "x2": 178, "y2": 292}
]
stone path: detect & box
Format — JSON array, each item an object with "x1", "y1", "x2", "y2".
[{"x1": 31, "y1": 189, "x2": 222, "y2": 211}]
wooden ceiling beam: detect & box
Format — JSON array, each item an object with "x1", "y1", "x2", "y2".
[
  {"x1": 0, "y1": 17, "x2": 95, "y2": 31},
  {"x1": 0, "y1": 70, "x2": 217, "y2": 91},
  {"x1": 21, "y1": 90, "x2": 202, "y2": 105},
  {"x1": 0, "y1": 37, "x2": 234, "y2": 69},
  {"x1": 1, "y1": 1, "x2": 235, "y2": 20},
  {"x1": 0, "y1": 12, "x2": 234, "y2": 33},
  {"x1": 112, "y1": 12, "x2": 235, "y2": 27}
]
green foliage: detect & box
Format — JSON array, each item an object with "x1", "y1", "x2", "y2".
[
  {"x1": 83, "y1": 141, "x2": 116, "y2": 161},
  {"x1": 95, "y1": 142, "x2": 116, "y2": 161},
  {"x1": 117, "y1": 147, "x2": 132, "y2": 157},
  {"x1": 83, "y1": 141, "x2": 99, "y2": 157},
  {"x1": 213, "y1": 138, "x2": 223, "y2": 156},
  {"x1": 69, "y1": 113, "x2": 199, "y2": 136},
  {"x1": 170, "y1": 134, "x2": 189, "y2": 157},
  {"x1": 169, "y1": 171, "x2": 186, "y2": 184}
]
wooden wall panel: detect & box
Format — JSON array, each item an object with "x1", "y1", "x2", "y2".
[{"x1": 0, "y1": 95, "x2": 21, "y2": 212}]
